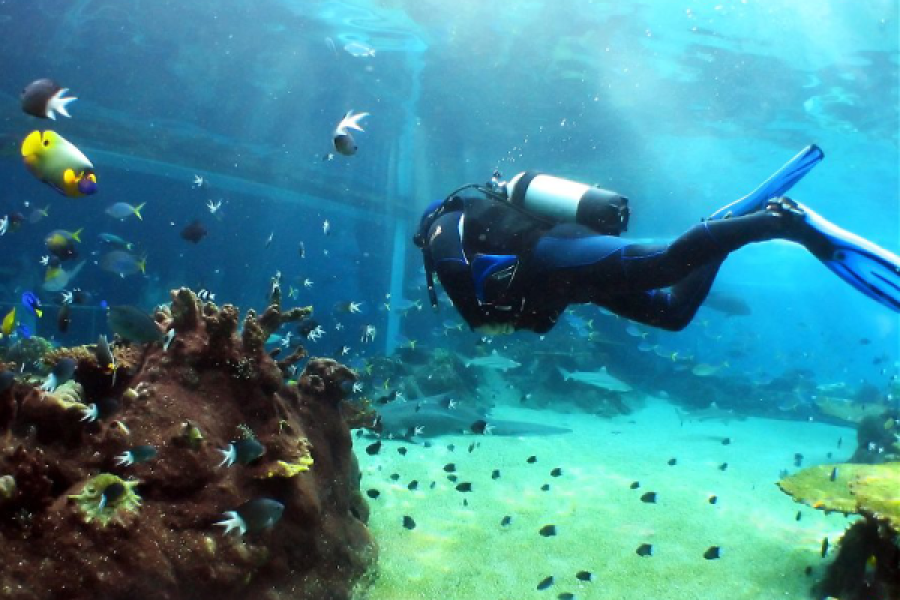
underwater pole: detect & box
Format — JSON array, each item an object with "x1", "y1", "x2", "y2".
[{"x1": 385, "y1": 46, "x2": 424, "y2": 355}]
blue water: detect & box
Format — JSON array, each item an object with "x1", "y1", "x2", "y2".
[{"x1": 0, "y1": 1, "x2": 897, "y2": 595}]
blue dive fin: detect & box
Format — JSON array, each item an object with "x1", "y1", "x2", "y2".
[
  {"x1": 797, "y1": 201, "x2": 900, "y2": 312},
  {"x1": 709, "y1": 145, "x2": 825, "y2": 220}
]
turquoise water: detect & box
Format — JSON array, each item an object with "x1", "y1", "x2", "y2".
[{"x1": 0, "y1": 1, "x2": 898, "y2": 598}]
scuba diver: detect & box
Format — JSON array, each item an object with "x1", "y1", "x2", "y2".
[{"x1": 414, "y1": 145, "x2": 900, "y2": 335}]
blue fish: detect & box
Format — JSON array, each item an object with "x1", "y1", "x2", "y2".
[
  {"x1": 21, "y1": 291, "x2": 42, "y2": 318},
  {"x1": 217, "y1": 438, "x2": 265, "y2": 467},
  {"x1": 216, "y1": 498, "x2": 284, "y2": 536},
  {"x1": 115, "y1": 445, "x2": 157, "y2": 466}
]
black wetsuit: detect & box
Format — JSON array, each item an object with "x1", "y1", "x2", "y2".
[{"x1": 416, "y1": 190, "x2": 794, "y2": 333}]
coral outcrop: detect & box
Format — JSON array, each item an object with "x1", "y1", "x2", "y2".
[
  {"x1": 0, "y1": 289, "x2": 376, "y2": 600},
  {"x1": 778, "y1": 463, "x2": 900, "y2": 600}
]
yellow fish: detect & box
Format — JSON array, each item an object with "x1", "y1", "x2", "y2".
[
  {"x1": 1, "y1": 307, "x2": 15, "y2": 336},
  {"x1": 46, "y1": 228, "x2": 82, "y2": 252},
  {"x1": 21, "y1": 130, "x2": 97, "y2": 197}
]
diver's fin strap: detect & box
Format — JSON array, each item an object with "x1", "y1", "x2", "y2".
[{"x1": 471, "y1": 254, "x2": 518, "y2": 303}]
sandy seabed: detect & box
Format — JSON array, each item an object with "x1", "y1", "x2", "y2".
[{"x1": 355, "y1": 398, "x2": 853, "y2": 600}]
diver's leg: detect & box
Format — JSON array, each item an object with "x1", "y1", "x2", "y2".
[
  {"x1": 599, "y1": 262, "x2": 724, "y2": 331},
  {"x1": 531, "y1": 207, "x2": 794, "y2": 296}
]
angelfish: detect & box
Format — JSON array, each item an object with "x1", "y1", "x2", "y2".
[{"x1": 332, "y1": 110, "x2": 369, "y2": 156}]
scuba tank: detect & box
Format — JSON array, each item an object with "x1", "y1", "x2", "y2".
[{"x1": 503, "y1": 171, "x2": 630, "y2": 235}]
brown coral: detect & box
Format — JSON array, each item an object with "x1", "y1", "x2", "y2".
[
  {"x1": 0, "y1": 291, "x2": 375, "y2": 599},
  {"x1": 298, "y1": 358, "x2": 357, "y2": 404}
]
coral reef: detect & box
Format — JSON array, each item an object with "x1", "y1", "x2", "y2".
[
  {"x1": 778, "y1": 463, "x2": 900, "y2": 600},
  {"x1": 0, "y1": 288, "x2": 376, "y2": 600},
  {"x1": 850, "y1": 411, "x2": 900, "y2": 463}
]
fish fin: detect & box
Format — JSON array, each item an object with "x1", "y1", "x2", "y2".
[
  {"x1": 49, "y1": 89, "x2": 76, "y2": 119},
  {"x1": 134, "y1": 202, "x2": 146, "y2": 220},
  {"x1": 71, "y1": 228, "x2": 83, "y2": 243}
]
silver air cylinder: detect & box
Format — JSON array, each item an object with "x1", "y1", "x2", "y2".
[{"x1": 505, "y1": 171, "x2": 630, "y2": 235}]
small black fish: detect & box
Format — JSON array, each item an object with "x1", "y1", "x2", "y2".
[
  {"x1": 795, "y1": 510, "x2": 802, "y2": 522},
  {"x1": 527, "y1": 455, "x2": 537, "y2": 464},
  {"x1": 500, "y1": 515, "x2": 511, "y2": 527},
  {"x1": 456, "y1": 482, "x2": 472, "y2": 492},
  {"x1": 708, "y1": 495, "x2": 718, "y2": 505},
  {"x1": 21, "y1": 78, "x2": 76, "y2": 119},
  {"x1": 180, "y1": 219, "x2": 208, "y2": 243},
  {"x1": 470, "y1": 419, "x2": 489, "y2": 434},
  {"x1": 447, "y1": 444, "x2": 455, "y2": 452},
  {"x1": 721, "y1": 437, "x2": 731, "y2": 445},
  {"x1": 719, "y1": 462, "x2": 728, "y2": 471},
  {"x1": 636, "y1": 543, "x2": 652, "y2": 557},
  {"x1": 403, "y1": 515, "x2": 416, "y2": 530},
  {"x1": 575, "y1": 570, "x2": 592, "y2": 582},
  {"x1": 640, "y1": 492, "x2": 657, "y2": 504},
  {"x1": 550, "y1": 468, "x2": 562, "y2": 477},
  {"x1": 804, "y1": 566, "x2": 813, "y2": 576},
  {"x1": 794, "y1": 453, "x2": 804, "y2": 467},
  {"x1": 536, "y1": 576, "x2": 554, "y2": 591},
  {"x1": 463, "y1": 499, "x2": 468, "y2": 507},
  {"x1": 630, "y1": 481, "x2": 640, "y2": 490},
  {"x1": 539, "y1": 524, "x2": 557, "y2": 537},
  {"x1": 703, "y1": 546, "x2": 721, "y2": 560},
  {"x1": 365, "y1": 441, "x2": 382, "y2": 456},
  {"x1": 298, "y1": 242, "x2": 305, "y2": 258},
  {"x1": 829, "y1": 467, "x2": 838, "y2": 482},
  {"x1": 821, "y1": 537, "x2": 829, "y2": 558},
  {"x1": 541, "y1": 484, "x2": 550, "y2": 491},
  {"x1": 447, "y1": 474, "x2": 458, "y2": 482},
  {"x1": 429, "y1": 481, "x2": 436, "y2": 489},
  {"x1": 390, "y1": 473, "x2": 400, "y2": 481},
  {"x1": 557, "y1": 594, "x2": 574, "y2": 600},
  {"x1": 468, "y1": 442, "x2": 476, "y2": 453},
  {"x1": 837, "y1": 437, "x2": 842, "y2": 448},
  {"x1": 443, "y1": 463, "x2": 457, "y2": 472},
  {"x1": 667, "y1": 458, "x2": 677, "y2": 466},
  {"x1": 491, "y1": 469, "x2": 501, "y2": 480},
  {"x1": 398, "y1": 447, "x2": 407, "y2": 456},
  {"x1": 366, "y1": 489, "x2": 380, "y2": 499},
  {"x1": 99, "y1": 481, "x2": 126, "y2": 509},
  {"x1": 408, "y1": 480, "x2": 418, "y2": 491}
]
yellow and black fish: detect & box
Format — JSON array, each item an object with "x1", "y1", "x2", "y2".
[
  {"x1": 21, "y1": 130, "x2": 96, "y2": 197},
  {"x1": 1, "y1": 307, "x2": 15, "y2": 336}
]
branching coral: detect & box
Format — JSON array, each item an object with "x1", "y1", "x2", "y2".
[
  {"x1": 68, "y1": 473, "x2": 141, "y2": 527},
  {"x1": 44, "y1": 346, "x2": 97, "y2": 370},
  {"x1": 170, "y1": 287, "x2": 202, "y2": 331}
]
